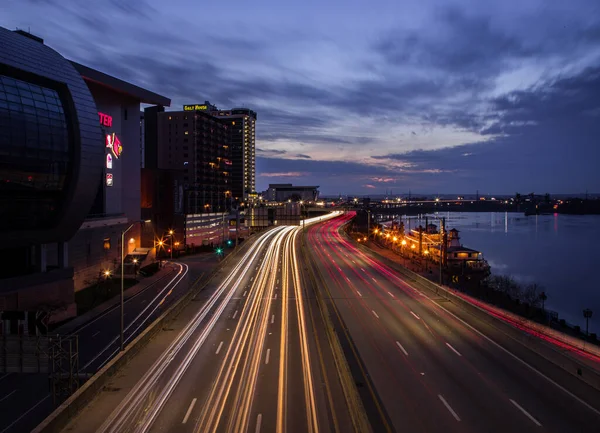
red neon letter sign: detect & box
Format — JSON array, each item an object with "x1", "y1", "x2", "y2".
[{"x1": 98, "y1": 112, "x2": 113, "y2": 127}]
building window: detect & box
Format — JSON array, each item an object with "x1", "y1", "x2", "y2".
[
  {"x1": 183, "y1": 123, "x2": 188, "y2": 127},
  {"x1": 103, "y1": 238, "x2": 111, "y2": 250},
  {"x1": 0, "y1": 74, "x2": 70, "y2": 230},
  {"x1": 169, "y1": 116, "x2": 172, "y2": 120}
]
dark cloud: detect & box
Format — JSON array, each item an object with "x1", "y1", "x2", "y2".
[
  {"x1": 372, "y1": 66, "x2": 600, "y2": 193},
  {"x1": 295, "y1": 154, "x2": 311, "y2": 159},
  {"x1": 257, "y1": 148, "x2": 287, "y2": 156}
]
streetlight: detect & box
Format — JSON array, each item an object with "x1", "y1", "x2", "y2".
[
  {"x1": 168, "y1": 229, "x2": 175, "y2": 260},
  {"x1": 583, "y1": 309, "x2": 593, "y2": 336},
  {"x1": 120, "y1": 220, "x2": 144, "y2": 352}
]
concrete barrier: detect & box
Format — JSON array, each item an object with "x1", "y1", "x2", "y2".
[
  {"x1": 346, "y1": 231, "x2": 600, "y2": 392},
  {"x1": 32, "y1": 237, "x2": 258, "y2": 433}
]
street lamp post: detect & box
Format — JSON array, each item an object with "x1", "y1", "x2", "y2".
[
  {"x1": 121, "y1": 220, "x2": 144, "y2": 351},
  {"x1": 583, "y1": 308, "x2": 593, "y2": 336},
  {"x1": 168, "y1": 229, "x2": 174, "y2": 260}
]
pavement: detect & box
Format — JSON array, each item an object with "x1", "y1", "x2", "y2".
[
  {"x1": 58, "y1": 216, "x2": 354, "y2": 433},
  {"x1": 0, "y1": 252, "x2": 221, "y2": 433},
  {"x1": 306, "y1": 213, "x2": 600, "y2": 433}
]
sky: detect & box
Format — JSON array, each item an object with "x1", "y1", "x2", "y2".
[{"x1": 3, "y1": 0, "x2": 600, "y2": 195}]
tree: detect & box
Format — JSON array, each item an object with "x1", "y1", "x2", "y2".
[
  {"x1": 515, "y1": 193, "x2": 521, "y2": 204},
  {"x1": 544, "y1": 193, "x2": 551, "y2": 204}
]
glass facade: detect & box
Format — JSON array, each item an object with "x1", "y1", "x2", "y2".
[{"x1": 0, "y1": 74, "x2": 71, "y2": 229}]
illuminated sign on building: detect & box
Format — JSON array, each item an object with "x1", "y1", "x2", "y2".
[
  {"x1": 106, "y1": 133, "x2": 123, "y2": 159},
  {"x1": 106, "y1": 153, "x2": 113, "y2": 169},
  {"x1": 106, "y1": 173, "x2": 113, "y2": 186},
  {"x1": 98, "y1": 112, "x2": 113, "y2": 127},
  {"x1": 183, "y1": 104, "x2": 208, "y2": 111}
]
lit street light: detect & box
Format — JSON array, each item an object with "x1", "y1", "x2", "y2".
[{"x1": 120, "y1": 220, "x2": 145, "y2": 351}]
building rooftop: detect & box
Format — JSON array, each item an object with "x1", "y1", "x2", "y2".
[
  {"x1": 447, "y1": 246, "x2": 480, "y2": 253},
  {"x1": 70, "y1": 61, "x2": 171, "y2": 106}
]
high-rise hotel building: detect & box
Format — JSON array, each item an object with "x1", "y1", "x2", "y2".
[
  {"x1": 154, "y1": 107, "x2": 231, "y2": 213},
  {"x1": 210, "y1": 106, "x2": 257, "y2": 202}
]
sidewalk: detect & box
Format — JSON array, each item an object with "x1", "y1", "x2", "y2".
[{"x1": 54, "y1": 264, "x2": 178, "y2": 336}]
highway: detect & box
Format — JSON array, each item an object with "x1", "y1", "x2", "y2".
[
  {"x1": 306, "y1": 213, "x2": 600, "y2": 433},
  {"x1": 91, "y1": 215, "x2": 354, "y2": 433},
  {"x1": 0, "y1": 260, "x2": 199, "y2": 433}
]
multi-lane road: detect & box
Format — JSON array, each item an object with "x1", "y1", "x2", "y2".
[
  {"x1": 0, "y1": 254, "x2": 220, "y2": 433},
  {"x1": 87, "y1": 214, "x2": 355, "y2": 433},
  {"x1": 306, "y1": 213, "x2": 600, "y2": 433}
]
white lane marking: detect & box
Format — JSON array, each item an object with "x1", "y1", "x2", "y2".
[
  {"x1": 372, "y1": 277, "x2": 377, "y2": 282},
  {"x1": 215, "y1": 342, "x2": 224, "y2": 355},
  {"x1": 0, "y1": 389, "x2": 16, "y2": 403},
  {"x1": 243, "y1": 291, "x2": 247, "y2": 297},
  {"x1": 438, "y1": 394, "x2": 461, "y2": 421},
  {"x1": 446, "y1": 342, "x2": 462, "y2": 357},
  {"x1": 271, "y1": 314, "x2": 275, "y2": 324},
  {"x1": 0, "y1": 394, "x2": 49, "y2": 433},
  {"x1": 273, "y1": 293, "x2": 278, "y2": 300},
  {"x1": 372, "y1": 310, "x2": 380, "y2": 319},
  {"x1": 182, "y1": 398, "x2": 197, "y2": 424},
  {"x1": 356, "y1": 290, "x2": 362, "y2": 297},
  {"x1": 388, "y1": 291, "x2": 395, "y2": 298},
  {"x1": 361, "y1": 268, "x2": 365, "y2": 272},
  {"x1": 396, "y1": 341, "x2": 408, "y2": 356},
  {"x1": 232, "y1": 310, "x2": 238, "y2": 319},
  {"x1": 255, "y1": 266, "x2": 258, "y2": 270},
  {"x1": 92, "y1": 331, "x2": 101, "y2": 338},
  {"x1": 510, "y1": 399, "x2": 542, "y2": 427},
  {"x1": 277, "y1": 280, "x2": 279, "y2": 284},
  {"x1": 251, "y1": 277, "x2": 254, "y2": 281},
  {"x1": 265, "y1": 348, "x2": 271, "y2": 365},
  {"x1": 428, "y1": 293, "x2": 600, "y2": 417},
  {"x1": 255, "y1": 413, "x2": 262, "y2": 433},
  {"x1": 410, "y1": 311, "x2": 420, "y2": 320},
  {"x1": 346, "y1": 277, "x2": 351, "y2": 282},
  {"x1": 352, "y1": 260, "x2": 356, "y2": 264}
]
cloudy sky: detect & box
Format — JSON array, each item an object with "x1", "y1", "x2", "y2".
[{"x1": 4, "y1": 0, "x2": 600, "y2": 195}]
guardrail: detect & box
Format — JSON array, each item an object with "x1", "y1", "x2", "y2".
[
  {"x1": 345, "y1": 228, "x2": 600, "y2": 393},
  {"x1": 32, "y1": 237, "x2": 259, "y2": 433}
]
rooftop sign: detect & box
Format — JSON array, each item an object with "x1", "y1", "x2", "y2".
[{"x1": 184, "y1": 104, "x2": 208, "y2": 111}]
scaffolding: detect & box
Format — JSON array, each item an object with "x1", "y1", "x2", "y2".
[{"x1": 0, "y1": 333, "x2": 80, "y2": 404}]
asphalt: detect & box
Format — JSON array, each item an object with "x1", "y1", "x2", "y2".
[
  {"x1": 306, "y1": 213, "x2": 600, "y2": 433},
  {"x1": 70, "y1": 217, "x2": 353, "y2": 433},
  {"x1": 0, "y1": 254, "x2": 219, "y2": 433}
]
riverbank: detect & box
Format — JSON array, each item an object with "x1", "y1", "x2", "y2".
[{"x1": 349, "y1": 226, "x2": 599, "y2": 350}]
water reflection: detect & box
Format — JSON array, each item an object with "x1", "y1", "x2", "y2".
[{"x1": 387, "y1": 212, "x2": 597, "y2": 333}]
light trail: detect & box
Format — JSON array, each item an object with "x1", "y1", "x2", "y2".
[
  {"x1": 97, "y1": 211, "x2": 342, "y2": 433},
  {"x1": 96, "y1": 227, "x2": 286, "y2": 433}
]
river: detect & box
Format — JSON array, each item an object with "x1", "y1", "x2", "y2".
[{"x1": 394, "y1": 212, "x2": 598, "y2": 334}]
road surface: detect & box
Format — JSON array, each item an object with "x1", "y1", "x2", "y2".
[
  {"x1": 0, "y1": 255, "x2": 221, "y2": 433},
  {"x1": 86, "y1": 216, "x2": 354, "y2": 433},
  {"x1": 306, "y1": 213, "x2": 600, "y2": 433}
]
